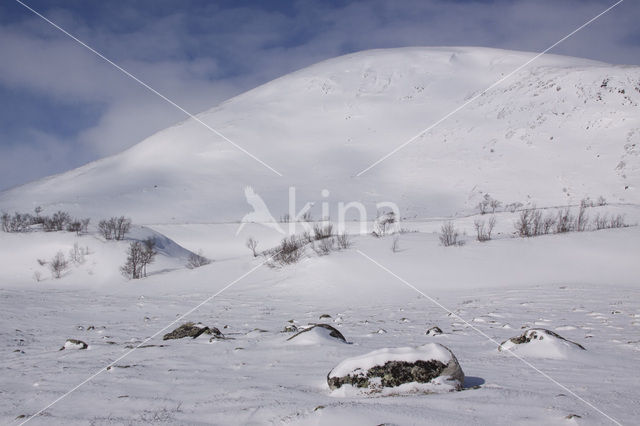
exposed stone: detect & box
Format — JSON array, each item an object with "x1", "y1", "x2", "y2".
[
  {"x1": 162, "y1": 322, "x2": 222, "y2": 340},
  {"x1": 426, "y1": 326, "x2": 443, "y2": 336}
]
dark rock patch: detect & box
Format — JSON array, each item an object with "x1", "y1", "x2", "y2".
[{"x1": 162, "y1": 322, "x2": 222, "y2": 340}]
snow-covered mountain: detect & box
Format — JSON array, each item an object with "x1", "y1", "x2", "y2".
[{"x1": 1, "y1": 47, "x2": 639, "y2": 223}]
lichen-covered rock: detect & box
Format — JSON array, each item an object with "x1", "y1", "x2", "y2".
[
  {"x1": 162, "y1": 322, "x2": 222, "y2": 340},
  {"x1": 60, "y1": 339, "x2": 88, "y2": 351},
  {"x1": 328, "y1": 343, "x2": 464, "y2": 395},
  {"x1": 287, "y1": 324, "x2": 346, "y2": 344},
  {"x1": 498, "y1": 328, "x2": 585, "y2": 359}
]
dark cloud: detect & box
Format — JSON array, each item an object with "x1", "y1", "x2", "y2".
[{"x1": 0, "y1": 0, "x2": 638, "y2": 190}]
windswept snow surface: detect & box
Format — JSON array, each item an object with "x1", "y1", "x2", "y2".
[
  {"x1": 1, "y1": 47, "x2": 639, "y2": 222},
  {"x1": 1, "y1": 222, "x2": 639, "y2": 425}
]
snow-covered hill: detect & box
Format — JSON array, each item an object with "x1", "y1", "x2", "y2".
[{"x1": 1, "y1": 47, "x2": 639, "y2": 223}]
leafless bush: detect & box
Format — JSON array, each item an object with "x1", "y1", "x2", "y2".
[
  {"x1": 439, "y1": 222, "x2": 463, "y2": 246},
  {"x1": 515, "y1": 209, "x2": 534, "y2": 237},
  {"x1": 302, "y1": 211, "x2": 313, "y2": 222},
  {"x1": 43, "y1": 211, "x2": 71, "y2": 232},
  {"x1": 68, "y1": 243, "x2": 86, "y2": 264},
  {"x1": 597, "y1": 196, "x2": 607, "y2": 206},
  {"x1": 314, "y1": 237, "x2": 334, "y2": 256},
  {"x1": 505, "y1": 202, "x2": 523, "y2": 213},
  {"x1": 373, "y1": 211, "x2": 397, "y2": 237},
  {"x1": 246, "y1": 237, "x2": 259, "y2": 257},
  {"x1": 99, "y1": 216, "x2": 131, "y2": 240},
  {"x1": 314, "y1": 223, "x2": 333, "y2": 240},
  {"x1": 594, "y1": 213, "x2": 608, "y2": 230},
  {"x1": 33, "y1": 271, "x2": 42, "y2": 282},
  {"x1": 49, "y1": 251, "x2": 67, "y2": 279},
  {"x1": 556, "y1": 208, "x2": 575, "y2": 233},
  {"x1": 267, "y1": 236, "x2": 304, "y2": 266},
  {"x1": 391, "y1": 236, "x2": 400, "y2": 252},
  {"x1": 575, "y1": 205, "x2": 590, "y2": 232},
  {"x1": 335, "y1": 232, "x2": 352, "y2": 249},
  {"x1": 187, "y1": 250, "x2": 211, "y2": 269},
  {"x1": 37, "y1": 258, "x2": 47, "y2": 266},
  {"x1": 280, "y1": 213, "x2": 291, "y2": 223},
  {"x1": 609, "y1": 214, "x2": 626, "y2": 229},
  {"x1": 477, "y1": 194, "x2": 501, "y2": 214},
  {"x1": 542, "y1": 213, "x2": 557, "y2": 235},
  {"x1": 1, "y1": 212, "x2": 33, "y2": 233},
  {"x1": 475, "y1": 216, "x2": 496, "y2": 242}
]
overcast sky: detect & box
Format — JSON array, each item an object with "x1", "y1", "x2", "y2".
[{"x1": 0, "y1": 0, "x2": 638, "y2": 190}]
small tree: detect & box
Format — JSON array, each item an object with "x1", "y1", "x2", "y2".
[
  {"x1": 66, "y1": 220, "x2": 82, "y2": 235},
  {"x1": 246, "y1": 237, "x2": 259, "y2": 257},
  {"x1": 114, "y1": 216, "x2": 132, "y2": 240},
  {"x1": 121, "y1": 239, "x2": 156, "y2": 279},
  {"x1": 50, "y1": 251, "x2": 67, "y2": 279}
]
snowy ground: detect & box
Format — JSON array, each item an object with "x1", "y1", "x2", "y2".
[{"x1": 1, "y1": 215, "x2": 639, "y2": 425}]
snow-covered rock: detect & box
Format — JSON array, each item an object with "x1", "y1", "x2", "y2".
[
  {"x1": 59, "y1": 339, "x2": 87, "y2": 351},
  {"x1": 286, "y1": 324, "x2": 347, "y2": 345},
  {"x1": 426, "y1": 326, "x2": 444, "y2": 336},
  {"x1": 498, "y1": 328, "x2": 586, "y2": 359},
  {"x1": 327, "y1": 343, "x2": 464, "y2": 395}
]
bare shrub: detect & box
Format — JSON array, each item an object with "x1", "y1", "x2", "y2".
[
  {"x1": 475, "y1": 216, "x2": 496, "y2": 242},
  {"x1": 315, "y1": 237, "x2": 334, "y2": 255},
  {"x1": 373, "y1": 211, "x2": 396, "y2": 236},
  {"x1": 542, "y1": 213, "x2": 557, "y2": 234},
  {"x1": 246, "y1": 237, "x2": 259, "y2": 257},
  {"x1": 505, "y1": 202, "x2": 523, "y2": 213},
  {"x1": 49, "y1": 251, "x2": 67, "y2": 279},
  {"x1": 594, "y1": 213, "x2": 608, "y2": 230},
  {"x1": 314, "y1": 223, "x2": 333, "y2": 240},
  {"x1": 556, "y1": 208, "x2": 574, "y2": 233},
  {"x1": 1, "y1": 212, "x2": 33, "y2": 233},
  {"x1": 66, "y1": 220, "x2": 82, "y2": 235},
  {"x1": 477, "y1": 194, "x2": 501, "y2": 214},
  {"x1": 37, "y1": 258, "x2": 47, "y2": 266},
  {"x1": 268, "y1": 236, "x2": 304, "y2": 266},
  {"x1": 515, "y1": 209, "x2": 534, "y2": 237},
  {"x1": 187, "y1": 250, "x2": 211, "y2": 269},
  {"x1": 68, "y1": 243, "x2": 86, "y2": 265},
  {"x1": 335, "y1": 233, "x2": 352, "y2": 249},
  {"x1": 609, "y1": 214, "x2": 626, "y2": 229},
  {"x1": 391, "y1": 236, "x2": 400, "y2": 252},
  {"x1": 33, "y1": 271, "x2": 42, "y2": 282},
  {"x1": 45, "y1": 211, "x2": 71, "y2": 232},
  {"x1": 597, "y1": 196, "x2": 607, "y2": 206},
  {"x1": 531, "y1": 209, "x2": 544, "y2": 236},
  {"x1": 439, "y1": 222, "x2": 463, "y2": 246},
  {"x1": 575, "y1": 205, "x2": 590, "y2": 232},
  {"x1": 99, "y1": 216, "x2": 131, "y2": 240}
]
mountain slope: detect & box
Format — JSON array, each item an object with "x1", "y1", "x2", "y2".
[{"x1": 1, "y1": 47, "x2": 639, "y2": 223}]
